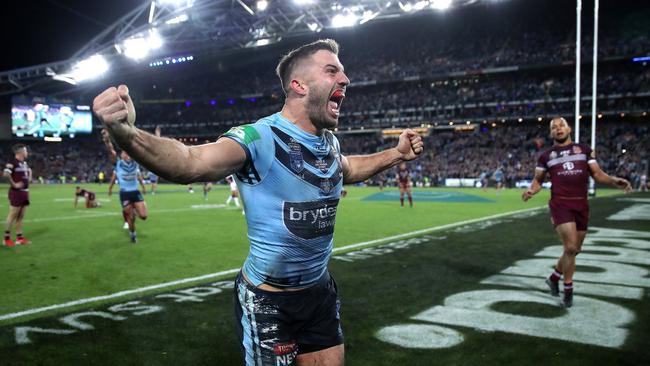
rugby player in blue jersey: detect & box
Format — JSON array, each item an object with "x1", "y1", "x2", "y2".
[
  {"x1": 93, "y1": 39, "x2": 424, "y2": 365},
  {"x1": 102, "y1": 129, "x2": 148, "y2": 243}
]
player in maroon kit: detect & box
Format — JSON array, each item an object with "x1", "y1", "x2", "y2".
[
  {"x1": 3, "y1": 144, "x2": 32, "y2": 247},
  {"x1": 396, "y1": 162, "x2": 413, "y2": 207},
  {"x1": 522, "y1": 117, "x2": 631, "y2": 307},
  {"x1": 74, "y1": 186, "x2": 100, "y2": 208}
]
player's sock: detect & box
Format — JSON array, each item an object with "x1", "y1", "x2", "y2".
[
  {"x1": 400, "y1": 198, "x2": 404, "y2": 206},
  {"x1": 226, "y1": 197, "x2": 232, "y2": 205},
  {"x1": 549, "y1": 268, "x2": 562, "y2": 282},
  {"x1": 16, "y1": 233, "x2": 23, "y2": 240},
  {"x1": 130, "y1": 231, "x2": 137, "y2": 243},
  {"x1": 563, "y1": 282, "x2": 574, "y2": 307},
  {"x1": 564, "y1": 282, "x2": 573, "y2": 293},
  {"x1": 408, "y1": 196, "x2": 413, "y2": 207},
  {"x1": 4, "y1": 230, "x2": 9, "y2": 241},
  {"x1": 234, "y1": 197, "x2": 240, "y2": 207}
]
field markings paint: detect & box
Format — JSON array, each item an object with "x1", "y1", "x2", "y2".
[
  {"x1": 0, "y1": 205, "x2": 545, "y2": 323},
  {"x1": 23, "y1": 205, "x2": 239, "y2": 223}
]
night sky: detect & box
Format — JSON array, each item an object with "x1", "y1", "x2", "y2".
[{"x1": 0, "y1": 0, "x2": 135, "y2": 72}]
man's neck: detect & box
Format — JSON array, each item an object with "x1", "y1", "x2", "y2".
[
  {"x1": 280, "y1": 103, "x2": 322, "y2": 136},
  {"x1": 15, "y1": 155, "x2": 24, "y2": 162},
  {"x1": 554, "y1": 138, "x2": 573, "y2": 147}
]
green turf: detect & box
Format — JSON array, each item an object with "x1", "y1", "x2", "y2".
[
  {"x1": 0, "y1": 183, "x2": 556, "y2": 321},
  {"x1": 0, "y1": 184, "x2": 646, "y2": 365}
]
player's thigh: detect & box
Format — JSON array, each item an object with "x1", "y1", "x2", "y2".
[
  {"x1": 555, "y1": 222, "x2": 579, "y2": 247},
  {"x1": 296, "y1": 344, "x2": 344, "y2": 366},
  {"x1": 133, "y1": 201, "x2": 148, "y2": 218}
]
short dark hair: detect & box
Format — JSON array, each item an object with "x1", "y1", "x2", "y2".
[
  {"x1": 276, "y1": 39, "x2": 340, "y2": 94},
  {"x1": 12, "y1": 144, "x2": 27, "y2": 153}
]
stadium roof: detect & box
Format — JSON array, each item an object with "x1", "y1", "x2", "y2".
[{"x1": 0, "y1": 0, "x2": 488, "y2": 96}]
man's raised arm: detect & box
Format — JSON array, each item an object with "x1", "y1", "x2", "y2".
[
  {"x1": 93, "y1": 85, "x2": 247, "y2": 184},
  {"x1": 341, "y1": 129, "x2": 423, "y2": 184}
]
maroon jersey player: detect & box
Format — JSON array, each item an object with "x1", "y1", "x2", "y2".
[
  {"x1": 522, "y1": 117, "x2": 631, "y2": 307},
  {"x1": 3, "y1": 144, "x2": 32, "y2": 247},
  {"x1": 74, "y1": 186, "x2": 100, "y2": 208},
  {"x1": 396, "y1": 162, "x2": 413, "y2": 207}
]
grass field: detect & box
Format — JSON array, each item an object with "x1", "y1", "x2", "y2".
[{"x1": 0, "y1": 183, "x2": 648, "y2": 365}]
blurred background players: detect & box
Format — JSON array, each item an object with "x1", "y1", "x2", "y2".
[
  {"x1": 225, "y1": 175, "x2": 242, "y2": 212},
  {"x1": 397, "y1": 162, "x2": 413, "y2": 207},
  {"x1": 103, "y1": 129, "x2": 148, "y2": 243},
  {"x1": 148, "y1": 171, "x2": 158, "y2": 195},
  {"x1": 4, "y1": 144, "x2": 31, "y2": 247},
  {"x1": 203, "y1": 181, "x2": 212, "y2": 201},
  {"x1": 74, "y1": 186, "x2": 100, "y2": 208}
]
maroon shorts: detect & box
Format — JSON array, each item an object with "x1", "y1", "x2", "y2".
[
  {"x1": 8, "y1": 189, "x2": 30, "y2": 207},
  {"x1": 549, "y1": 198, "x2": 589, "y2": 231},
  {"x1": 87, "y1": 192, "x2": 96, "y2": 201}
]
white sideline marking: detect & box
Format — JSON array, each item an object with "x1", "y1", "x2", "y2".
[{"x1": 0, "y1": 205, "x2": 545, "y2": 322}]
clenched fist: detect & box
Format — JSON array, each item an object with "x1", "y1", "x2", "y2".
[
  {"x1": 93, "y1": 85, "x2": 137, "y2": 141},
  {"x1": 396, "y1": 129, "x2": 424, "y2": 161}
]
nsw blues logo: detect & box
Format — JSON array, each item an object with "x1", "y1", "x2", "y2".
[
  {"x1": 320, "y1": 178, "x2": 333, "y2": 195},
  {"x1": 288, "y1": 139, "x2": 304, "y2": 173}
]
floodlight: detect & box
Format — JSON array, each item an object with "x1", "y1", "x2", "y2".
[
  {"x1": 431, "y1": 0, "x2": 452, "y2": 10},
  {"x1": 257, "y1": 0, "x2": 268, "y2": 11},
  {"x1": 360, "y1": 10, "x2": 379, "y2": 24},
  {"x1": 165, "y1": 13, "x2": 189, "y2": 25},
  {"x1": 69, "y1": 54, "x2": 109, "y2": 82},
  {"x1": 307, "y1": 22, "x2": 323, "y2": 32},
  {"x1": 331, "y1": 13, "x2": 358, "y2": 28},
  {"x1": 294, "y1": 0, "x2": 314, "y2": 5},
  {"x1": 399, "y1": 1, "x2": 413, "y2": 12}
]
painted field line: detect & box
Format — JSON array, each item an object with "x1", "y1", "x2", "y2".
[
  {"x1": 0, "y1": 205, "x2": 545, "y2": 322},
  {"x1": 23, "y1": 205, "x2": 238, "y2": 224}
]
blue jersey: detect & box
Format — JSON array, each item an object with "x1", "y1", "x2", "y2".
[
  {"x1": 223, "y1": 112, "x2": 343, "y2": 288},
  {"x1": 148, "y1": 171, "x2": 158, "y2": 182},
  {"x1": 115, "y1": 159, "x2": 140, "y2": 192}
]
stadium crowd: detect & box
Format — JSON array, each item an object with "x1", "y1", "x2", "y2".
[{"x1": 1, "y1": 120, "x2": 646, "y2": 191}]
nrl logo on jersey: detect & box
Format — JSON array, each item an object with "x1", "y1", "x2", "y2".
[
  {"x1": 549, "y1": 151, "x2": 558, "y2": 160},
  {"x1": 573, "y1": 145, "x2": 582, "y2": 154}
]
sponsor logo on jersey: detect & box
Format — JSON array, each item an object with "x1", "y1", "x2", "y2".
[
  {"x1": 315, "y1": 158, "x2": 329, "y2": 173},
  {"x1": 562, "y1": 162, "x2": 575, "y2": 170},
  {"x1": 283, "y1": 199, "x2": 339, "y2": 239},
  {"x1": 274, "y1": 340, "x2": 298, "y2": 366}
]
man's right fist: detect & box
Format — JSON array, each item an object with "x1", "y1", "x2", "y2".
[{"x1": 93, "y1": 85, "x2": 136, "y2": 130}]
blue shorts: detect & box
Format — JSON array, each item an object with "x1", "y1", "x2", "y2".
[
  {"x1": 119, "y1": 190, "x2": 144, "y2": 208},
  {"x1": 234, "y1": 270, "x2": 343, "y2": 365}
]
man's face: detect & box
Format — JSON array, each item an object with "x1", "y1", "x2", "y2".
[
  {"x1": 550, "y1": 118, "x2": 571, "y2": 143},
  {"x1": 120, "y1": 151, "x2": 131, "y2": 161},
  {"x1": 300, "y1": 50, "x2": 350, "y2": 130},
  {"x1": 16, "y1": 147, "x2": 28, "y2": 160}
]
